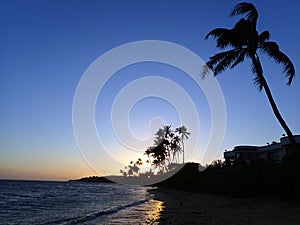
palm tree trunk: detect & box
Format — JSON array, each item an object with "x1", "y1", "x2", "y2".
[
  {"x1": 252, "y1": 55, "x2": 296, "y2": 146},
  {"x1": 262, "y1": 77, "x2": 296, "y2": 145},
  {"x1": 182, "y1": 140, "x2": 185, "y2": 164}
]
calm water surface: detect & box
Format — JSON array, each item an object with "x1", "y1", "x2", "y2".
[{"x1": 0, "y1": 180, "x2": 163, "y2": 224}]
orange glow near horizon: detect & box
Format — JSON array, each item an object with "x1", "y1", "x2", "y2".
[{"x1": 0, "y1": 158, "x2": 98, "y2": 181}]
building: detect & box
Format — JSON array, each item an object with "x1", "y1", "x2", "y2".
[{"x1": 224, "y1": 135, "x2": 300, "y2": 166}]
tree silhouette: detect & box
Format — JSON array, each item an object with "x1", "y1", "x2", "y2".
[
  {"x1": 121, "y1": 125, "x2": 190, "y2": 177},
  {"x1": 175, "y1": 126, "x2": 191, "y2": 164},
  {"x1": 145, "y1": 125, "x2": 176, "y2": 173},
  {"x1": 145, "y1": 125, "x2": 190, "y2": 174},
  {"x1": 203, "y1": 2, "x2": 296, "y2": 145},
  {"x1": 120, "y1": 159, "x2": 143, "y2": 177}
]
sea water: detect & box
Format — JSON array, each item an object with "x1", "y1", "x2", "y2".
[{"x1": 0, "y1": 180, "x2": 163, "y2": 224}]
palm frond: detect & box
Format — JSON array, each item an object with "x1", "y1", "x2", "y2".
[
  {"x1": 205, "y1": 28, "x2": 233, "y2": 49},
  {"x1": 233, "y1": 18, "x2": 251, "y2": 30},
  {"x1": 206, "y1": 49, "x2": 243, "y2": 76},
  {"x1": 230, "y1": 48, "x2": 247, "y2": 69},
  {"x1": 251, "y1": 61, "x2": 264, "y2": 91},
  {"x1": 201, "y1": 64, "x2": 212, "y2": 79},
  {"x1": 202, "y1": 56, "x2": 221, "y2": 78},
  {"x1": 208, "y1": 50, "x2": 237, "y2": 67},
  {"x1": 230, "y1": 2, "x2": 258, "y2": 28},
  {"x1": 260, "y1": 41, "x2": 295, "y2": 85},
  {"x1": 258, "y1": 30, "x2": 270, "y2": 44},
  {"x1": 205, "y1": 28, "x2": 229, "y2": 39}
]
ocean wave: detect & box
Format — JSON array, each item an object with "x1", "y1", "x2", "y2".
[{"x1": 46, "y1": 198, "x2": 150, "y2": 225}]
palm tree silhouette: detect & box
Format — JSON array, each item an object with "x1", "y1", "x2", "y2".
[
  {"x1": 203, "y1": 2, "x2": 296, "y2": 145},
  {"x1": 176, "y1": 126, "x2": 191, "y2": 164}
]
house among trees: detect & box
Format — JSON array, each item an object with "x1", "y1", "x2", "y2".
[{"x1": 224, "y1": 135, "x2": 300, "y2": 166}]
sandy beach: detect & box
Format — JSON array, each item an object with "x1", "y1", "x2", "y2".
[{"x1": 149, "y1": 188, "x2": 300, "y2": 225}]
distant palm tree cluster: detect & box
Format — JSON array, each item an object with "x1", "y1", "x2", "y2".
[{"x1": 120, "y1": 125, "x2": 190, "y2": 177}]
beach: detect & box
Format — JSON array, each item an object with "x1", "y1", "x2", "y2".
[{"x1": 149, "y1": 188, "x2": 300, "y2": 225}]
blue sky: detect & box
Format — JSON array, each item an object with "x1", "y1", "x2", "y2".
[{"x1": 1, "y1": 0, "x2": 300, "y2": 180}]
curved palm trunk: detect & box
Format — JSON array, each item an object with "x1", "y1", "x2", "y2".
[{"x1": 252, "y1": 54, "x2": 296, "y2": 146}]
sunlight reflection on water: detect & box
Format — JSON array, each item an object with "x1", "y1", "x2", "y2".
[
  {"x1": 145, "y1": 199, "x2": 165, "y2": 224},
  {"x1": 91, "y1": 198, "x2": 164, "y2": 224}
]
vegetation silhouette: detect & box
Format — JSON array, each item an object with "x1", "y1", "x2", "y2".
[
  {"x1": 120, "y1": 125, "x2": 190, "y2": 182},
  {"x1": 175, "y1": 126, "x2": 191, "y2": 164},
  {"x1": 69, "y1": 176, "x2": 114, "y2": 183},
  {"x1": 156, "y1": 155, "x2": 300, "y2": 200},
  {"x1": 203, "y1": 2, "x2": 296, "y2": 146}
]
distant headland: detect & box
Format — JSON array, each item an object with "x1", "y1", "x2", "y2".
[{"x1": 69, "y1": 176, "x2": 114, "y2": 183}]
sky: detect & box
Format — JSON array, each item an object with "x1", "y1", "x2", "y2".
[{"x1": 1, "y1": 0, "x2": 300, "y2": 181}]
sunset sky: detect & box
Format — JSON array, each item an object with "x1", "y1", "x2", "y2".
[{"x1": 1, "y1": 0, "x2": 300, "y2": 181}]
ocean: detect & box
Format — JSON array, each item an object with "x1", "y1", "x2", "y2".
[{"x1": 0, "y1": 180, "x2": 163, "y2": 224}]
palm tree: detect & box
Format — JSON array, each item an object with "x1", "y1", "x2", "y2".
[
  {"x1": 175, "y1": 126, "x2": 191, "y2": 164},
  {"x1": 203, "y1": 2, "x2": 296, "y2": 146}
]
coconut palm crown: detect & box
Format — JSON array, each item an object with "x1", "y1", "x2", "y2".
[{"x1": 203, "y1": 2, "x2": 296, "y2": 145}]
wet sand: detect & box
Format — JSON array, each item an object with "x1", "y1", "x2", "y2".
[{"x1": 149, "y1": 188, "x2": 300, "y2": 225}]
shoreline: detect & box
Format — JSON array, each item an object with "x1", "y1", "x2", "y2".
[{"x1": 149, "y1": 188, "x2": 300, "y2": 225}]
